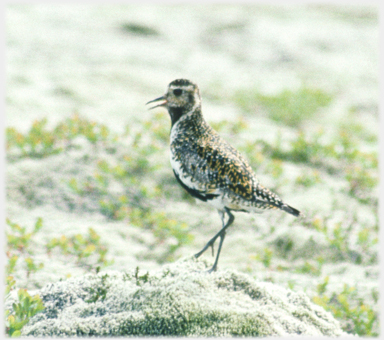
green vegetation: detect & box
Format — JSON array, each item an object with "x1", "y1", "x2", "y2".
[
  {"x1": 345, "y1": 165, "x2": 377, "y2": 204},
  {"x1": 295, "y1": 169, "x2": 322, "y2": 187},
  {"x1": 307, "y1": 215, "x2": 378, "y2": 265},
  {"x1": 247, "y1": 128, "x2": 378, "y2": 205},
  {"x1": 253, "y1": 247, "x2": 274, "y2": 268},
  {"x1": 134, "y1": 266, "x2": 150, "y2": 286},
  {"x1": 5, "y1": 218, "x2": 114, "y2": 336},
  {"x1": 85, "y1": 274, "x2": 111, "y2": 303},
  {"x1": 6, "y1": 218, "x2": 114, "y2": 277},
  {"x1": 6, "y1": 114, "x2": 111, "y2": 160},
  {"x1": 5, "y1": 287, "x2": 45, "y2": 337},
  {"x1": 210, "y1": 116, "x2": 248, "y2": 135},
  {"x1": 232, "y1": 87, "x2": 333, "y2": 126},
  {"x1": 6, "y1": 218, "x2": 44, "y2": 278},
  {"x1": 46, "y1": 228, "x2": 114, "y2": 271},
  {"x1": 294, "y1": 257, "x2": 324, "y2": 276},
  {"x1": 5, "y1": 219, "x2": 46, "y2": 337},
  {"x1": 6, "y1": 119, "x2": 59, "y2": 159},
  {"x1": 312, "y1": 277, "x2": 378, "y2": 336},
  {"x1": 122, "y1": 267, "x2": 152, "y2": 286},
  {"x1": 130, "y1": 210, "x2": 193, "y2": 262}
]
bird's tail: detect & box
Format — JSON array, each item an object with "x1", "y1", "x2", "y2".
[{"x1": 282, "y1": 204, "x2": 303, "y2": 217}]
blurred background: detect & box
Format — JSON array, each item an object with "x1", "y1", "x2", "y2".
[
  {"x1": 6, "y1": 5, "x2": 378, "y2": 130},
  {"x1": 5, "y1": 4, "x2": 379, "y2": 337}
]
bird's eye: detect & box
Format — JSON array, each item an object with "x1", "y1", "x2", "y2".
[{"x1": 173, "y1": 89, "x2": 182, "y2": 96}]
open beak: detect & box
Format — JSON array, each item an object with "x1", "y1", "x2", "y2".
[{"x1": 146, "y1": 95, "x2": 167, "y2": 110}]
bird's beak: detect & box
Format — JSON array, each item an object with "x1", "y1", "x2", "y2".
[{"x1": 146, "y1": 95, "x2": 167, "y2": 110}]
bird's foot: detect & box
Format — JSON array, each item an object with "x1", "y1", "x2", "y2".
[{"x1": 207, "y1": 264, "x2": 218, "y2": 273}]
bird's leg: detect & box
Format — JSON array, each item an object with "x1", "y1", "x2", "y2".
[
  {"x1": 195, "y1": 208, "x2": 235, "y2": 273},
  {"x1": 208, "y1": 230, "x2": 226, "y2": 273},
  {"x1": 209, "y1": 210, "x2": 225, "y2": 257},
  {"x1": 194, "y1": 231, "x2": 220, "y2": 259},
  {"x1": 208, "y1": 209, "x2": 234, "y2": 272},
  {"x1": 194, "y1": 210, "x2": 226, "y2": 259}
]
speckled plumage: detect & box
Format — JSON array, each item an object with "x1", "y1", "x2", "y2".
[{"x1": 147, "y1": 79, "x2": 301, "y2": 272}]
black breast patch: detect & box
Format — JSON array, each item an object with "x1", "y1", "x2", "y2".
[{"x1": 173, "y1": 170, "x2": 219, "y2": 202}]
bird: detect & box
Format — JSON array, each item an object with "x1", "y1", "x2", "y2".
[{"x1": 146, "y1": 78, "x2": 302, "y2": 272}]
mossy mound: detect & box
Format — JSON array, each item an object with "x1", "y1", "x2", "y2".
[{"x1": 21, "y1": 258, "x2": 347, "y2": 337}]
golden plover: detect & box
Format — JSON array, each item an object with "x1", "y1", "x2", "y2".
[{"x1": 147, "y1": 79, "x2": 302, "y2": 272}]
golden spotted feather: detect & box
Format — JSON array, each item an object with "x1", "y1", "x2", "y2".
[{"x1": 170, "y1": 108, "x2": 296, "y2": 214}]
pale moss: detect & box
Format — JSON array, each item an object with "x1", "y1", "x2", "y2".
[{"x1": 20, "y1": 258, "x2": 347, "y2": 337}]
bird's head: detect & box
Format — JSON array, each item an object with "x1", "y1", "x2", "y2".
[{"x1": 146, "y1": 79, "x2": 202, "y2": 125}]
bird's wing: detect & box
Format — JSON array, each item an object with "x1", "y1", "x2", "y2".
[
  {"x1": 171, "y1": 129, "x2": 300, "y2": 215},
  {"x1": 174, "y1": 135, "x2": 289, "y2": 212},
  {"x1": 172, "y1": 135, "x2": 257, "y2": 201}
]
